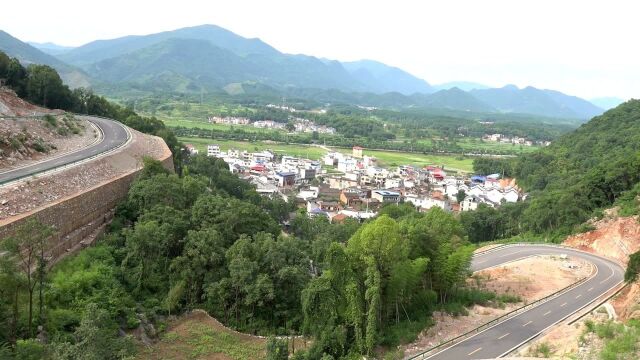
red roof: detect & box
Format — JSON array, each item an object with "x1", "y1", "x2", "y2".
[
  {"x1": 251, "y1": 164, "x2": 266, "y2": 171},
  {"x1": 353, "y1": 146, "x2": 363, "y2": 150}
]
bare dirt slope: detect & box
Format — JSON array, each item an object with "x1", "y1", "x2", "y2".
[{"x1": 1, "y1": 87, "x2": 96, "y2": 169}]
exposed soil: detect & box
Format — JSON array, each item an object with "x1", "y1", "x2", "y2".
[
  {"x1": 401, "y1": 256, "x2": 588, "y2": 358},
  {"x1": 1, "y1": 88, "x2": 97, "y2": 169},
  {"x1": 473, "y1": 255, "x2": 591, "y2": 302},
  {"x1": 564, "y1": 210, "x2": 640, "y2": 266},
  {"x1": 0, "y1": 87, "x2": 55, "y2": 117},
  {"x1": 0, "y1": 116, "x2": 97, "y2": 169}
]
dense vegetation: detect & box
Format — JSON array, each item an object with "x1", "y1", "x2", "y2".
[
  {"x1": 0, "y1": 155, "x2": 497, "y2": 359},
  {"x1": 463, "y1": 100, "x2": 640, "y2": 242}
]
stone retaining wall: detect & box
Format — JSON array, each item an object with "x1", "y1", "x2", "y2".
[{"x1": 0, "y1": 132, "x2": 173, "y2": 263}]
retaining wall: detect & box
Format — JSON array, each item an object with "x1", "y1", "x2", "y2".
[{"x1": 0, "y1": 135, "x2": 173, "y2": 263}]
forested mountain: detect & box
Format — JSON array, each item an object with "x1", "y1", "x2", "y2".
[
  {"x1": 0, "y1": 31, "x2": 90, "y2": 88},
  {"x1": 470, "y1": 85, "x2": 603, "y2": 119},
  {"x1": 59, "y1": 24, "x2": 280, "y2": 66},
  {"x1": 342, "y1": 59, "x2": 434, "y2": 94},
  {"x1": 463, "y1": 100, "x2": 640, "y2": 242},
  {"x1": 420, "y1": 87, "x2": 495, "y2": 112},
  {"x1": 0, "y1": 26, "x2": 610, "y2": 119}
]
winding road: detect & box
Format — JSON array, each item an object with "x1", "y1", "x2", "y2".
[
  {"x1": 420, "y1": 244, "x2": 624, "y2": 360},
  {"x1": 0, "y1": 116, "x2": 129, "y2": 185}
]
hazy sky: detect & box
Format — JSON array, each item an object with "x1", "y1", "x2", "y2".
[{"x1": 2, "y1": 0, "x2": 638, "y2": 99}]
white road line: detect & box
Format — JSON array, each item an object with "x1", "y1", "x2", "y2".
[
  {"x1": 468, "y1": 347, "x2": 482, "y2": 356},
  {"x1": 543, "y1": 310, "x2": 551, "y2": 316},
  {"x1": 576, "y1": 294, "x2": 582, "y2": 299},
  {"x1": 523, "y1": 320, "x2": 533, "y2": 327},
  {"x1": 587, "y1": 287, "x2": 594, "y2": 292},
  {"x1": 498, "y1": 333, "x2": 510, "y2": 340},
  {"x1": 560, "y1": 302, "x2": 567, "y2": 307}
]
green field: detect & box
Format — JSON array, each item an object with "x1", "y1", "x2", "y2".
[
  {"x1": 180, "y1": 137, "x2": 328, "y2": 159},
  {"x1": 163, "y1": 118, "x2": 286, "y2": 135},
  {"x1": 179, "y1": 136, "x2": 475, "y2": 172},
  {"x1": 456, "y1": 138, "x2": 541, "y2": 154}
]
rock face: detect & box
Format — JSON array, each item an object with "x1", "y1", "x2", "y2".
[
  {"x1": 565, "y1": 214, "x2": 640, "y2": 266},
  {"x1": 564, "y1": 210, "x2": 640, "y2": 321}
]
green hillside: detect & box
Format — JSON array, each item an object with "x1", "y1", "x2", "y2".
[
  {"x1": 0, "y1": 30, "x2": 91, "y2": 88},
  {"x1": 463, "y1": 100, "x2": 640, "y2": 242}
]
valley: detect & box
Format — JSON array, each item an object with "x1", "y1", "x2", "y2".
[{"x1": 0, "y1": 4, "x2": 639, "y2": 360}]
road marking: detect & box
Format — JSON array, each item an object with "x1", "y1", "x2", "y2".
[
  {"x1": 576, "y1": 294, "x2": 582, "y2": 299},
  {"x1": 498, "y1": 333, "x2": 510, "y2": 340},
  {"x1": 543, "y1": 310, "x2": 551, "y2": 316},
  {"x1": 468, "y1": 347, "x2": 482, "y2": 356},
  {"x1": 523, "y1": 320, "x2": 533, "y2": 327},
  {"x1": 588, "y1": 287, "x2": 594, "y2": 292},
  {"x1": 560, "y1": 302, "x2": 567, "y2": 307},
  {"x1": 476, "y1": 260, "x2": 487, "y2": 264}
]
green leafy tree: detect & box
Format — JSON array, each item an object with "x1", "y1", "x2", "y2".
[
  {"x1": 625, "y1": 251, "x2": 640, "y2": 282},
  {"x1": 1, "y1": 219, "x2": 54, "y2": 337}
]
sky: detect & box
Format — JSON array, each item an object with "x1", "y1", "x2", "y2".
[{"x1": 1, "y1": 0, "x2": 638, "y2": 99}]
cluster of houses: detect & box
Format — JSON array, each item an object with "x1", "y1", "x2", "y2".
[
  {"x1": 482, "y1": 133, "x2": 551, "y2": 147},
  {"x1": 189, "y1": 143, "x2": 524, "y2": 223},
  {"x1": 207, "y1": 116, "x2": 336, "y2": 134}
]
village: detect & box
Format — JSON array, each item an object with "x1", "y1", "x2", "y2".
[
  {"x1": 184, "y1": 143, "x2": 524, "y2": 222},
  {"x1": 482, "y1": 133, "x2": 551, "y2": 147},
  {"x1": 207, "y1": 115, "x2": 337, "y2": 134}
]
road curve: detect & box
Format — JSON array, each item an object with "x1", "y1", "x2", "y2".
[
  {"x1": 423, "y1": 244, "x2": 624, "y2": 360},
  {"x1": 0, "y1": 116, "x2": 129, "y2": 185}
]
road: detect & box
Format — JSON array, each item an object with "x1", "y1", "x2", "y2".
[
  {"x1": 422, "y1": 244, "x2": 624, "y2": 360},
  {"x1": 0, "y1": 116, "x2": 129, "y2": 185}
]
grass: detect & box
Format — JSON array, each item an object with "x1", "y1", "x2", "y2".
[
  {"x1": 180, "y1": 136, "x2": 475, "y2": 172},
  {"x1": 164, "y1": 118, "x2": 284, "y2": 135},
  {"x1": 179, "y1": 137, "x2": 327, "y2": 159},
  {"x1": 456, "y1": 138, "x2": 542, "y2": 154},
  {"x1": 137, "y1": 311, "x2": 266, "y2": 360},
  {"x1": 582, "y1": 319, "x2": 640, "y2": 360}
]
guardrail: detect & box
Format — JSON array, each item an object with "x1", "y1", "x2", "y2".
[
  {"x1": 0, "y1": 114, "x2": 131, "y2": 187},
  {"x1": 407, "y1": 252, "x2": 594, "y2": 359}
]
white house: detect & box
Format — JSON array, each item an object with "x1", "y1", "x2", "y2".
[
  {"x1": 207, "y1": 144, "x2": 221, "y2": 157},
  {"x1": 372, "y1": 190, "x2": 400, "y2": 203}
]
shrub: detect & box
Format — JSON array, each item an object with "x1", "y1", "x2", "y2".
[{"x1": 43, "y1": 114, "x2": 57, "y2": 127}]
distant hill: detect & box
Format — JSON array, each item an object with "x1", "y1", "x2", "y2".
[
  {"x1": 418, "y1": 87, "x2": 494, "y2": 112},
  {"x1": 87, "y1": 38, "x2": 363, "y2": 92},
  {"x1": 589, "y1": 97, "x2": 626, "y2": 110},
  {"x1": 59, "y1": 24, "x2": 280, "y2": 67},
  {"x1": 342, "y1": 60, "x2": 433, "y2": 95},
  {"x1": 0, "y1": 30, "x2": 90, "y2": 88},
  {"x1": 470, "y1": 85, "x2": 603, "y2": 119},
  {"x1": 28, "y1": 41, "x2": 75, "y2": 56},
  {"x1": 434, "y1": 81, "x2": 490, "y2": 91},
  {"x1": 0, "y1": 25, "x2": 613, "y2": 120}
]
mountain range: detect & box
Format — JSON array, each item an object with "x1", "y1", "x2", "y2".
[{"x1": 0, "y1": 24, "x2": 612, "y2": 120}]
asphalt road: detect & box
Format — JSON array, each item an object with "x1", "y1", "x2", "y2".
[
  {"x1": 0, "y1": 116, "x2": 129, "y2": 185},
  {"x1": 423, "y1": 245, "x2": 624, "y2": 360}
]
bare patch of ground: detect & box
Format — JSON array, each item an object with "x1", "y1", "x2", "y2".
[
  {"x1": 137, "y1": 310, "x2": 266, "y2": 360},
  {"x1": 565, "y1": 209, "x2": 640, "y2": 266},
  {"x1": 401, "y1": 255, "x2": 588, "y2": 358},
  {"x1": 473, "y1": 255, "x2": 591, "y2": 302},
  {"x1": 0, "y1": 115, "x2": 97, "y2": 169}
]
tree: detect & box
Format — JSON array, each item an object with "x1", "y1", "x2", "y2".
[
  {"x1": 266, "y1": 337, "x2": 289, "y2": 360},
  {"x1": 51, "y1": 303, "x2": 134, "y2": 360},
  {"x1": 456, "y1": 189, "x2": 466, "y2": 203},
  {"x1": 25, "y1": 64, "x2": 72, "y2": 109},
  {"x1": 1, "y1": 219, "x2": 54, "y2": 337},
  {"x1": 625, "y1": 251, "x2": 640, "y2": 282}
]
